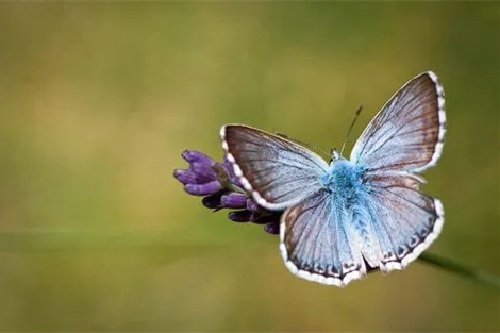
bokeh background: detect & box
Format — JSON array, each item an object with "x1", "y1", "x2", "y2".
[{"x1": 0, "y1": 2, "x2": 498, "y2": 332}]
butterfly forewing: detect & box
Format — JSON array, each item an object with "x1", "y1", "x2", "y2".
[
  {"x1": 221, "y1": 124, "x2": 329, "y2": 210},
  {"x1": 350, "y1": 71, "x2": 446, "y2": 173}
]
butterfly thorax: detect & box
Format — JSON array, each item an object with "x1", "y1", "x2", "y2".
[{"x1": 319, "y1": 159, "x2": 366, "y2": 204}]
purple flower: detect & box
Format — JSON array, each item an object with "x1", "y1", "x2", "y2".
[{"x1": 173, "y1": 150, "x2": 281, "y2": 234}]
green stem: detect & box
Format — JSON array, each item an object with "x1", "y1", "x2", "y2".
[{"x1": 418, "y1": 252, "x2": 500, "y2": 289}]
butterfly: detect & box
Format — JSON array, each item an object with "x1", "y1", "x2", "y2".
[{"x1": 220, "y1": 71, "x2": 446, "y2": 286}]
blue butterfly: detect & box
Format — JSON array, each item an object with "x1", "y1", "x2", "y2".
[{"x1": 221, "y1": 71, "x2": 446, "y2": 286}]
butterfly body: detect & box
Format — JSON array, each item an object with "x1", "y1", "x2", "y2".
[
  {"x1": 320, "y1": 157, "x2": 366, "y2": 202},
  {"x1": 221, "y1": 71, "x2": 446, "y2": 286}
]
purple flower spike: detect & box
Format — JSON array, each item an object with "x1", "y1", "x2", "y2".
[
  {"x1": 182, "y1": 150, "x2": 215, "y2": 165},
  {"x1": 173, "y1": 169, "x2": 198, "y2": 185},
  {"x1": 188, "y1": 162, "x2": 217, "y2": 183},
  {"x1": 202, "y1": 194, "x2": 222, "y2": 209},
  {"x1": 222, "y1": 157, "x2": 243, "y2": 187},
  {"x1": 250, "y1": 214, "x2": 268, "y2": 224},
  {"x1": 229, "y1": 210, "x2": 253, "y2": 222},
  {"x1": 246, "y1": 199, "x2": 263, "y2": 213},
  {"x1": 249, "y1": 212, "x2": 278, "y2": 224},
  {"x1": 265, "y1": 221, "x2": 281, "y2": 235},
  {"x1": 221, "y1": 193, "x2": 247, "y2": 208},
  {"x1": 184, "y1": 181, "x2": 222, "y2": 196},
  {"x1": 174, "y1": 149, "x2": 283, "y2": 235}
]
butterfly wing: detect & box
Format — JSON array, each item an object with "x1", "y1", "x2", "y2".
[
  {"x1": 350, "y1": 71, "x2": 446, "y2": 173},
  {"x1": 350, "y1": 71, "x2": 446, "y2": 270},
  {"x1": 221, "y1": 124, "x2": 329, "y2": 210},
  {"x1": 360, "y1": 174, "x2": 444, "y2": 270},
  {"x1": 281, "y1": 188, "x2": 366, "y2": 286}
]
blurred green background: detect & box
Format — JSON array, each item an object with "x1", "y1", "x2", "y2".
[{"x1": 0, "y1": 2, "x2": 498, "y2": 332}]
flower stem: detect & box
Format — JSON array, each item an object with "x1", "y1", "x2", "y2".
[{"x1": 418, "y1": 252, "x2": 500, "y2": 289}]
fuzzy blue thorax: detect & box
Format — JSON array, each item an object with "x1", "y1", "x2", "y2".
[{"x1": 319, "y1": 157, "x2": 366, "y2": 204}]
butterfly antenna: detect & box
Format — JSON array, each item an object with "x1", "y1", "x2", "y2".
[
  {"x1": 340, "y1": 105, "x2": 363, "y2": 156},
  {"x1": 276, "y1": 132, "x2": 330, "y2": 159}
]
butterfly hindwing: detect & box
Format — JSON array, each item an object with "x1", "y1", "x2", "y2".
[
  {"x1": 221, "y1": 124, "x2": 329, "y2": 210},
  {"x1": 361, "y1": 173, "x2": 444, "y2": 270},
  {"x1": 281, "y1": 188, "x2": 366, "y2": 286}
]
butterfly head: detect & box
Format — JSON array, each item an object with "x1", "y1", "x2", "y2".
[{"x1": 331, "y1": 148, "x2": 346, "y2": 162}]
